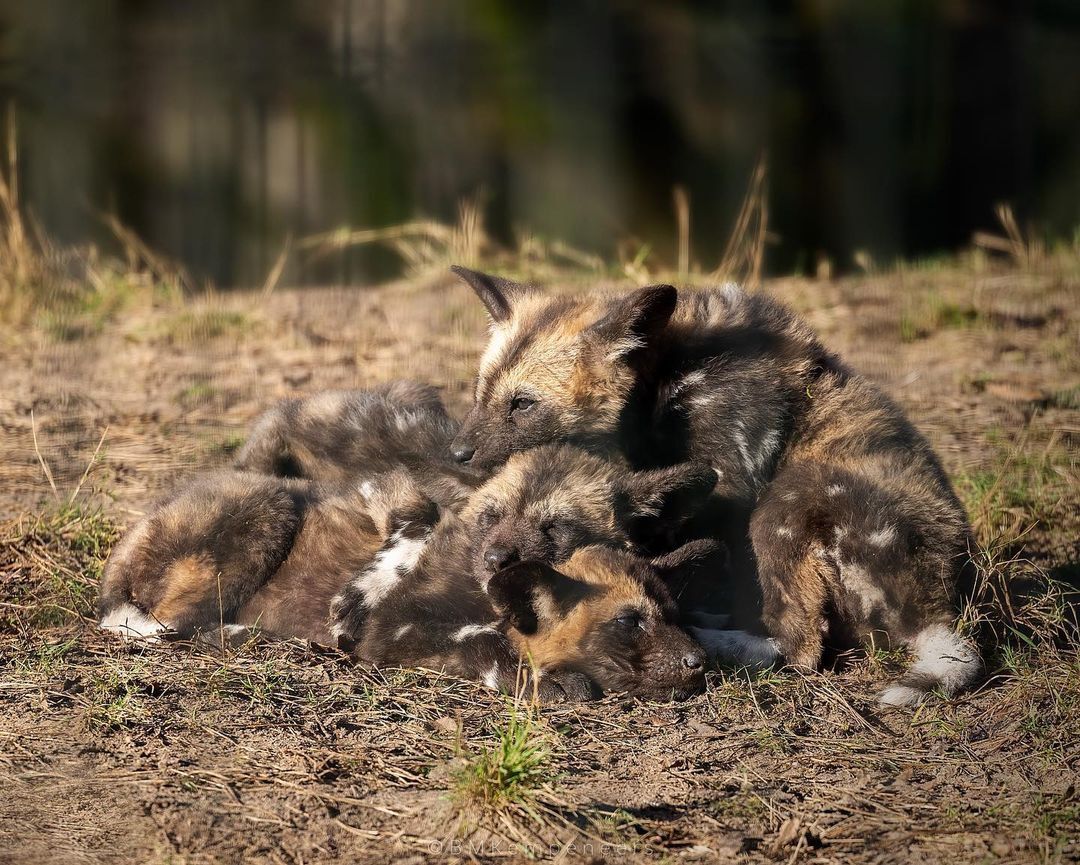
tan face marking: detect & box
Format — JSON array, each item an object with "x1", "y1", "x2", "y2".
[
  {"x1": 473, "y1": 294, "x2": 636, "y2": 434},
  {"x1": 514, "y1": 548, "x2": 662, "y2": 669}
]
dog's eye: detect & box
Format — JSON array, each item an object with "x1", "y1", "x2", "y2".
[
  {"x1": 541, "y1": 520, "x2": 573, "y2": 543},
  {"x1": 510, "y1": 396, "x2": 535, "y2": 414},
  {"x1": 615, "y1": 612, "x2": 643, "y2": 630}
]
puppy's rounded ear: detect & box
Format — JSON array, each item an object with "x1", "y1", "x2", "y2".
[
  {"x1": 650, "y1": 537, "x2": 724, "y2": 576},
  {"x1": 649, "y1": 537, "x2": 727, "y2": 601},
  {"x1": 487, "y1": 561, "x2": 592, "y2": 635},
  {"x1": 587, "y1": 284, "x2": 677, "y2": 360},
  {"x1": 620, "y1": 462, "x2": 718, "y2": 521},
  {"x1": 451, "y1": 266, "x2": 534, "y2": 324}
]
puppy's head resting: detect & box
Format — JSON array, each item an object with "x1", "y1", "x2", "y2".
[
  {"x1": 458, "y1": 444, "x2": 717, "y2": 586},
  {"x1": 488, "y1": 545, "x2": 708, "y2": 700},
  {"x1": 449, "y1": 266, "x2": 677, "y2": 471}
]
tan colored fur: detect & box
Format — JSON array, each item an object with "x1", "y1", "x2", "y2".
[
  {"x1": 474, "y1": 294, "x2": 637, "y2": 441},
  {"x1": 152, "y1": 554, "x2": 218, "y2": 624},
  {"x1": 510, "y1": 548, "x2": 663, "y2": 669}
]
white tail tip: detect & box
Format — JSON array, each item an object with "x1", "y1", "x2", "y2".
[
  {"x1": 878, "y1": 624, "x2": 980, "y2": 708},
  {"x1": 99, "y1": 603, "x2": 168, "y2": 640}
]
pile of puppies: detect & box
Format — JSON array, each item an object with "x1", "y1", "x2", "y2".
[{"x1": 99, "y1": 268, "x2": 981, "y2": 706}]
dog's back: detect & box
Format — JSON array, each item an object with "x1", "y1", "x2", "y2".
[
  {"x1": 234, "y1": 381, "x2": 483, "y2": 511},
  {"x1": 98, "y1": 468, "x2": 446, "y2": 644}
]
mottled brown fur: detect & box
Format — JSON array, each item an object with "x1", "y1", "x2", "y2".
[
  {"x1": 97, "y1": 471, "x2": 385, "y2": 644},
  {"x1": 97, "y1": 471, "x2": 306, "y2": 637},
  {"x1": 234, "y1": 381, "x2": 482, "y2": 513},
  {"x1": 100, "y1": 446, "x2": 714, "y2": 700},
  {"x1": 452, "y1": 268, "x2": 981, "y2": 703},
  {"x1": 448, "y1": 443, "x2": 717, "y2": 587}
]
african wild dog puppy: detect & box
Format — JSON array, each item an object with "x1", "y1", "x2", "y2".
[
  {"x1": 448, "y1": 267, "x2": 980, "y2": 705},
  {"x1": 357, "y1": 541, "x2": 710, "y2": 701},
  {"x1": 328, "y1": 442, "x2": 728, "y2": 645},
  {"x1": 96, "y1": 467, "x2": 599, "y2": 699},
  {"x1": 233, "y1": 381, "x2": 484, "y2": 510},
  {"x1": 341, "y1": 440, "x2": 724, "y2": 699},
  {"x1": 96, "y1": 469, "x2": 429, "y2": 646},
  {"x1": 98, "y1": 449, "x2": 714, "y2": 700}
]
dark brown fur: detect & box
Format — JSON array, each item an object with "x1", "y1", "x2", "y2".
[{"x1": 457, "y1": 444, "x2": 717, "y2": 586}]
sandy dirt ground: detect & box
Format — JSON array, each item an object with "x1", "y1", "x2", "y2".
[{"x1": 1, "y1": 257, "x2": 1077, "y2": 864}]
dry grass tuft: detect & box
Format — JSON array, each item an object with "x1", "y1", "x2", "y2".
[
  {"x1": 0, "y1": 111, "x2": 191, "y2": 339},
  {"x1": 710, "y1": 154, "x2": 770, "y2": 290},
  {"x1": 0, "y1": 504, "x2": 119, "y2": 631},
  {"x1": 964, "y1": 538, "x2": 1079, "y2": 670},
  {"x1": 298, "y1": 198, "x2": 494, "y2": 277}
]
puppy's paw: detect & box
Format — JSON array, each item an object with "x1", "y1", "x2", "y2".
[
  {"x1": 329, "y1": 585, "x2": 367, "y2": 644},
  {"x1": 533, "y1": 669, "x2": 601, "y2": 703},
  {"x1": 688, "y1": 627, "x2": 782, "y2": 670}
]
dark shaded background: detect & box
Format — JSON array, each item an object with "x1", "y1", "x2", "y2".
[{"x1": 1, "y1": 0, "x2": 1078, "y2": 286}]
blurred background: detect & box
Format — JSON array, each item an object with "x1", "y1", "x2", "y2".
[{"x1": 1, "y1": 0, "x2": 1078, "y2": 288}]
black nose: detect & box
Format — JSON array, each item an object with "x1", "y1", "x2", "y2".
[
  {"x1": 484, "y1": 545, "x2": 518, "y2": 572},
  {"x1": 682, "y1": 651, "x2": 705, "y2": 671},
  {"x1": 451, "y1": 443, "x2": 475, "y2": 464}
]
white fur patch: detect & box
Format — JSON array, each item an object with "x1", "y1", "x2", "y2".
[
  {"x1": 481, "y1": 663, "x2": 501, "y2": 691},
  {"x1": 197, "y1": 624, "x2": 254, "y2": 647},
  {"x1": 868, "y1": 526, "x2": 898, "y2": 547},
  {"x1": 776, "y1": 525, "x2": 794, "y2": 539},
  {"x1": 394, "y1": 624, "x2": 413, "y2": 640},
  {"x1": 719, "y1": 282, "x2": 743, "y2": 303},
  {"x1": 878, "y1": 624, "x2": 981, "y2": 707},
  {"x1": 899, "y1": 624, "x2": 980, "y2": 699},
  {"x1": 605, "y1": 335, "x2": 644, "y2": 363},
  {"x1": 837, "y1": 562, "x2": 887, "y2": 617},
  {"x1": 826, "y1": 483, "x2": 845, "y2": 497},
  {"x1": 100, "y1": 604, "x2": 168, "y2": 640},
  {"x1": 478, "y1": 324, "x2": 513, "y2": 377},
  {"x1": 671, "y1": 369, "x2": 707, "y2": 400},
  {"x1": 305, "y1": 390, "x2": 346, "y2": 420},
  {"x1": 452, "y1": 624, "x2": 498, "y2": 643},
  {"x1": 350, "y1": 526, "x2": 430, "y2": 607},
  {"x1": 878, "y1": 684, "x2": 925, "y2": 707},
  {"x1": 392, "y1": 408, "x2": 423, "y2": 433},
  {"x1": 754, "y1": 427, "x2": 781, "y2": 475},
  {"x1": 689, "y1": 627, "x2": 781, "y2": 669},
  {"x1": 732, "y1": 421, "x2": 753, "y2": 473}
]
